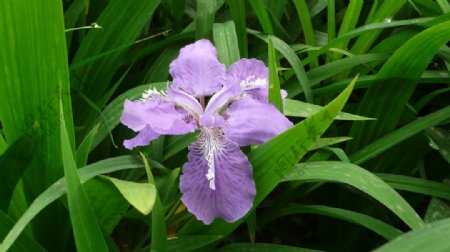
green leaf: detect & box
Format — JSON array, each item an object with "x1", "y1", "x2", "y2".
[
  {"x1": 76, "y1": 124, "x2": 99, "y2": 167},
  {"x1": 0, "y1": 133, "x2": 6, "y2": 155},
  {"x1": 104, "y1": 176, "x2": 156, "y2": 215},
  {"x1": 349, "y1": 106, "x2": 450, "y2": 164},
  {"x1": 0, "y1": 123, "x2": 40, "y2": 211},
  {"x1": 331, "y1": 0, "x2": 363, "y2": 61},
  {"x1": 221, "y1": 243, "x2": 321, "y2": 252},
  {"x1": 351, "y1": 1, "x2": 406, "y2": 55},
  {"x1": 249, "y1": 0, "x2": 274, "y2": 34},
  {"x1": 0, "y1": 1, "x2": 73, "y2": 249},
  {"x1": 83, "y1": 178, "x2": 130, "y2": 235},
  {"x1": 141, "y1": 153, "x2": 167, "y2": 252},
  {"x1": 213, "y1": 21, "x2": 240, "y2": 67},
  {"x1": 144, "y1": 47, "x2": 180, "y2": 83},
  {"x1": 0, "y1": 0, "x2": 73, "y2": 192},
  {"x1": 70, "y1": 0, "x2": 161, "y2": 128},
  {"x1": 268, "y1": 36, "x2": 283, "y2": 111},
  {"x1": 284, "y1": 99, "x2": 374, "y2": 121},
  {"x1": 376, "y1": 173, "x2": 450, "y2": 201},
  {"x1": 0, "y1": 156, "x2": 142, "y2": 251},
  {"x1": 167, "y1": 235, "x2": 223, "y2": 252},
  {"x1": 284, "y1": 161, "x2": 424, "y2": 229},
  {"x1": 0, "y1": 210, "x2": 46, "y2": 252},
  {"x1": 58, "y1": 101, "x2": 108, "y2": 252},
  {"x1": 260, "y1": 205, "x2": 402, "y2": 240},
  {"x1": 426, "y1": 127, "x2": 450, "y2": 163},
  {"x1": 286, "y1": 53, "x2": 389, "y2": 97},
  {"x1": 347, "y1": 20, "x2": 450, "y2": 153},
  {"x1": 375, "y1": 218, "x2": 450, "y2": 252},
  {"x1": 293, "y1": 0, "x2": 318, "y2": 68},
  {"x1": 196, "y1": 0, "x2": 216, "y2": 39},
  {"x1": 424, "y1": 198, "x2": 450, "y2": 223},
  {"x1": 310, "y1": 137, "x2": 353, "y2": 150},
  {"x1": 226, "y1": 0, "x2": 248, "y2": 57},
  {"x1": 179, "y1": 76, "x2": 357, "y2": 236},
  {"x1": 306, "y1": 16, "x2": 439, "y2": 65},
  {"x1": 250, "y1": 31, "x2": 313, "y2": 102}
]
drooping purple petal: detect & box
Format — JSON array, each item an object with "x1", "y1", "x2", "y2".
[
  {"x1": 123, "y1": 126, "x2": 158, "y2": 149},
  {"x1": 120, "y1": 98, "x2": 198, "y2": 149},
  {"x1": 180, "y1": 128, "x2": 256, "y2": 224},
  {"x1": 223, "y1": 98, "x2": 293, "y2": 146},
  {"x1": 169, "y1": 40, "x2": 226, "y2": 97}
]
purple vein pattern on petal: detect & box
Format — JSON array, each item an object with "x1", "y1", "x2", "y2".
[
  {"x1": 223, "y1": 98, "x2": 293, "y2": 146},
  {"x1": 227, "y1": 58, "x2": 269, "y2": 103},
  {"x1": 169, "y1": 39, "x2": 226, "y2": 97},
  {"x1": 180, "y1": 128, "x2": 256, "y2": 224},
  {"x1": 120, "y1": 99, "x2": 197, "y2": 149}
]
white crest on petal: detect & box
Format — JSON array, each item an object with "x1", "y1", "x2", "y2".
[
  {"x1": 198, "y1": 127, "x2": 224, "y2": 190},
  {"x1": 240, "y1": 75, "x2": 267, "y2": 90},
  {"x1": 140, "y1": 87, "x2": 167, "y2": 102}
]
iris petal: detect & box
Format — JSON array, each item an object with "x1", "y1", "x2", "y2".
[
  {"x1": 169, "y1": 40, "x2": 226, "y2": 97},
  {"x1": 223, "y1": 98, "x2": 293, "y2": 146},
  {"x1": 227, "y1": 58, "x2": 269, "y2": 103},
  {"x1": 167, "y1": 86, "x2": 203, "y2": 119},
  {"x1": 123, "y1": 126, "x2": 158, "y2": 149},
  {"x1": 180, "y1": 128, "x2": 256, "y2": 224},
  {"x1": 120, "y1": 98, "x2": 197, "y2": 149}
]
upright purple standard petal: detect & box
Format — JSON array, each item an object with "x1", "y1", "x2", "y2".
[
  {"x1": 227, "y1": 59, "x2": 269, "y2": 103},
  {"x1": 180, "y1": 128, "x2": 256, "y2": 224},
  {"x1": 223, "y1": 98, "x2": 293, "y2": 146},
  {"x1": 170, "y1": 40, "x2": 226, "y2": 97}
]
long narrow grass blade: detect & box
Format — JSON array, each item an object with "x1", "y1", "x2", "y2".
[
  {"x1": 71, "y1": 0, "x2": 161, "y2": 128},
  {"x1": 0, "y1": 210, "x2": 45, "y2": 252},
  {"x1": 349, "y1": 106, "x2": 450, "y2": 164},
  {"x1": 284, "y1": 99, "x2": 374, "y2": 121},
  {"x1": 332, "y1": 0, "x2": 363, "y2": 61},
  {"x1": 350, "y1": 1, "x2": 406, "y2": 54},
  {"x1": 376, "y1": 173, "x2": 450, "y2": 200},
  {"x1": 284, "y1": 162, "x2": 424, "y2": 229},
  {"x1": 260, "y1": 205, "x2": 403, "y2": 240},
  {"x1": 0, "y1": 156, "x2": 142, "y2": 251},
  {"x1": 196, "y1": 0, "x2": 216, "y2": 39},
  {"x1": 250, "y1": 32, "x2": 313, "y2": 102},
  {"x1": 0, "y1": 124, "x2": 40, "y2": 211},
  {"x1": 58, "y1": 101, "x2": 108, "y2": 252},
  {"x1": 249, "y1": 0, "x2": 274, "y2": 34},
  {"x1": 375, "y1": 218, "x2": 450, "y2": 252},
  {"x1": 268, "y1": 37, "x2": 283, "y2": 111},
  {"x1": 293, "y1": 0, "x2": 318, "y2": 68},
  {"x1": 347, "y1": 21, "x2": 450, "y2": 154},
  {"x1": 226, "y1": 0, "x2": 248, "y2": 57},
  {"x1": 141, "y1": 153, "x2": 167, "y2": 252},
  {"x1": 213, "y1": 21, "x2": 240, "y2": 67}
]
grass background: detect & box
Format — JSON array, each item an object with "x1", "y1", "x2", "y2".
[{"x1": 1, "y1": 0, "x2": 450, "y2": 251}]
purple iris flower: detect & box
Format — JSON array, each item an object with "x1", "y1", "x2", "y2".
[{"x1": 120, "y1": 39, "x2": 293, "y2": 224}]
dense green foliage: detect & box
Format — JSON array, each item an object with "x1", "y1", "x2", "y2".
[{"x1": 0, "y1": 0, "x2": 449, "y2": 251}]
